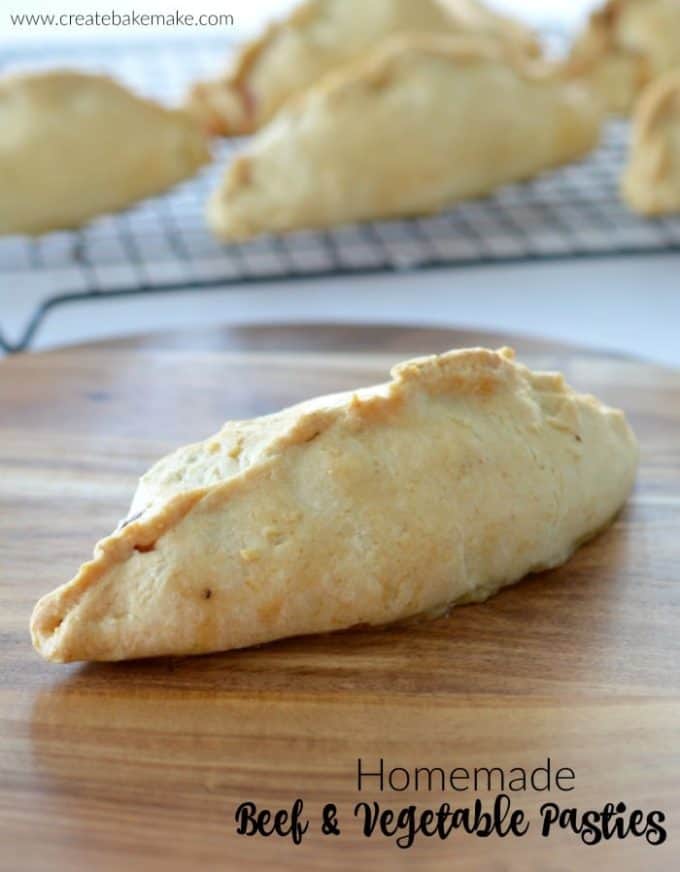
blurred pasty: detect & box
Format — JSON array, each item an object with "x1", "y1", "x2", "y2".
[
  {"x1": 208, "y1": 35, "x2": 601, "y2": 241},
  {"x1": 31, "y1": 347, "x2": 638, "y2": 663},
  {"x1": 0, "y1": 70, "x2": 210, "y2": 236},
  {"x1": 622, "y1": 71, "x2": 680, "y2": 213},
  {"x1": 186, "y1": 0, "x2": 540, "y2": 136},
  {"x1": 568, "y1": 0, "x2": 680, "y2": 115},
  {"x1": 440, "y1": 0, "x2": 541, "y2": 51}
]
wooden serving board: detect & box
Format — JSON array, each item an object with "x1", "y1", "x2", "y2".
[{"x1": 1, "y1": 325, "x2": 679, "y2": 871}]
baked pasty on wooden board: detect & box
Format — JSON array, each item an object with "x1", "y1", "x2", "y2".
[
  {"x1": 567, "y1": 0, "x2": 680, "y2": 115},
  {"x1": 622, "y1": 71, "x2": 680, "y2": 214},
  {"x1": 0, "y1": 70, "x2": 210, "y2": 236},
  {"x1": 186, "y1": 0, "x2": 540, "y2": 136},
  {"x1": 207, "y1": 35, "x2": 602, "y2": 241},
  {"x1": 31, "y1": 347, "x2": 638, "y2": 663}
]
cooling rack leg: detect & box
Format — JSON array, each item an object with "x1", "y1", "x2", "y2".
[
  {"x1": 0, "y1": 294, "x2": 88, "y2": 354},
  {"x1": 0, "y1": 316, "x2": 42, "y2": 354}
]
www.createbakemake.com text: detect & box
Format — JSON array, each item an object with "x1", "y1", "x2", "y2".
[
  {"x1": 232, "y1": 757, "x2": 668, "y2": 848},
  {"x1": 9, "y1": 9, "x2": 235, "y2": 29}
]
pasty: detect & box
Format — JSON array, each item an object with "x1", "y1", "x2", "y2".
[
  {"x1": 207, "y1": 35, "x2": 601, "y2": 240},
  {"x1": 186, "y1": 0, "x2": 540, "y2": 136},
  {"x1": 621, "y1": 71, "x2": 680, "y2": 213},
  {"x1": 0, "y1": 69, "x2": 210, "y2": 235},
  {"x1": 31, "y1": 347, "x2": 638, "y2": 663},
  {"x1": 567, "y1": 0, "x2": 680, "y2": 115}
]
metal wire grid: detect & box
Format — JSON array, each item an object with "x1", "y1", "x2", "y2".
[{"x1": 2, "y1": 36, "x2": 680, "y2": 352}]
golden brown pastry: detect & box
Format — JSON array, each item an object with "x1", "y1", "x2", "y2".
[
  {"x1": 31, "y1": 347, "x2": 638, "y2": 663},
  {"x1": 568, "y1": 0, "x2": 680, "y2": 115},
  {"x1": 207, "y1": 35, "x2": 602, "y2": 241},
  {"x1": 621, "y1": 71, "x2": 680, "y2": 213},
  {"x1": 0, "y1": 69, "x2": 210, "y2": 236},
  {"x1": 186, "y1": 0, "x2": 540, "y2": 136}
]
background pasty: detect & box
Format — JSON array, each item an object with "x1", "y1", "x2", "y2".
[
  {"x1": 0, "y1": 70, "x2": 210, "y2": 236},
  {"x1": 208, "y1": 35, "x2": 602, "y2": 241},
  {"x1": 186, "y1": 0, "x2": 540, "y2": 136},
  {"x1": 622, "y1": 71, "x2": 680, "y2": 213},
  {"x1": 568, "y1": 0, "x2": 680, "y2": 115},
  {"x1": 31, "y1": 347, "x2": 638, "y2": 663}
]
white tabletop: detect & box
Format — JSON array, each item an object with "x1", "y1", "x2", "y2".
[{"x1": 3, "y1": 257, "x2": 677, "y2": 366}]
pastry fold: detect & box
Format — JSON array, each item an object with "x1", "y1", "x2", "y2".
[
  {"x1": 0, "y1": 70, "x2": 210, "y2": 236},
  {"x1": 622, "y1": 71, "x2": 680, "y2": 214},
  {"x1": 186, "y1": 0, "x2": 540, "y2": 136},
  {"x1": 31, "y1": 347, "x2": 638, "y2": 663},
  {"x1": 207, "y1": 35, "x2": 601, "y2": 240},
  {"x1": 567, "y1": 0, "x2": 680, "y2": 115}
]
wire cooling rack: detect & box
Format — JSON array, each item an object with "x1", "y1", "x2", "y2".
[{"x1": 2, "y1": 35, "x2": 680, "y2": 352}]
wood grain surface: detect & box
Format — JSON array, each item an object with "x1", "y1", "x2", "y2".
[{"x1": 0, "y1": 324, "x2": 678, "y2": 871}]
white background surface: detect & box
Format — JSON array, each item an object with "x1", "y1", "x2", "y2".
[
  {"x1": 1, "y1": 0, "x2": 678, "y2": 365},
  {"x1": 5, "y1": 261, "x2": 678, "y2": 366}
]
